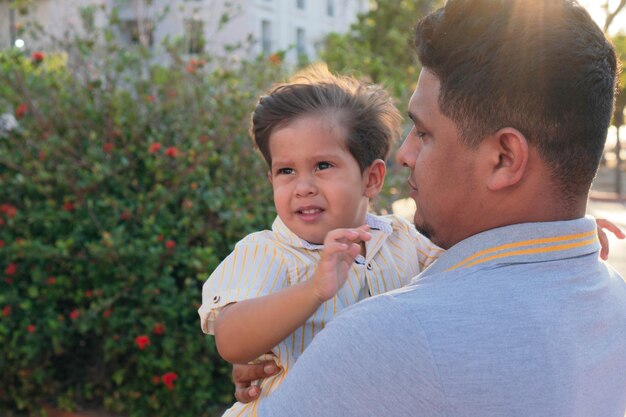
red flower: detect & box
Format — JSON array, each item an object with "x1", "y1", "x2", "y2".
[
  {"x1": 39, "y1": 151, "x2": 46, "y2": 161},
  {"x1": 146, "y1": 95, "x2": 155, "y2": 103},
  {"x1": 164, "y1": 146, "x2": 179, "y2": 158},
  {"x1": 5, "y1": 263, "x2": 16, "y2": 275},
  {"x1": 119, "y1": 210, "x2": 132, "y2": 221},
  {"x1": 15, "y1": 103, "x2": 27, "y2": 119},
  {"x1": 161, "y1": 372, "x2": 177, "y2": 390},
  {"x1": 186, "y1": 61, "x2": 197, "y2": 74},
  {"x1": 2, "y1": 305, "x2": 11, "y2": 317},
  {"x1": 134, "y1": 335, "x2": 150, "y2": 350},
  {"x1": 102, "y1": 142, "x2": 114, "y2": 154},
  {"x1": 165, "y1": 240, "x2": 176, "y2": 249},
  {"x1": 102, "y1": 308, "x2": 112, "y2": 318},
  {"x1": 69, "y1": 309, "x2": 80, "y2": 320},
  {"x1": 31, "y1": 51, "x2": 45, "y2": 62},
  {"x1": 157, "y1": 234, "x2": 164, "y2": 241},
  {"x1": 149, "y1": 143, "x2": 161, "y2": 154},
  {"x1": 0, "y1": 204, "x2": 17, "y2": 218},
  {"x1": 26, "y1": 324, "x2": 36, "y2": 333},
  {"x1": 63, "y1": 201, "x2": 75, "y2": 212},
  {"x1": 152, "y1": 375, "x2": 161, "y2": 384},
  {"x1": 4, "y1": 278, "x2": 12, "y2": 284},
  {"x1": 153, "y1": 322, "x2": 166, "y2": 335},
  {"x1": 268, "y1": 53, "x2": 282, "y2": 65},
  {"x1": 85, "y1": 289, "x2": 93, "y2": 298},
  {"x1": 0, "y1": 240, "x2": 4, "y2": 248},
  {"x1": 46, "y1": 276, "x2": 56, "y2": 285}
]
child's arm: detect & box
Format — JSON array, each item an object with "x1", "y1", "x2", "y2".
[
  {"x1": 595, "y1": 217, "x2": 625, "y2": 260},
  {"x1": 214, "y1": 226, "x2": 371, "y2": 364}
]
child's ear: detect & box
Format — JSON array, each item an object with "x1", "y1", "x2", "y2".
[
  {"x1": 364, "y1": 159, "x2": 386, "y2": 198},
  {"x1": 267, "y1": 171, "x2": 273, "y2": 185}
]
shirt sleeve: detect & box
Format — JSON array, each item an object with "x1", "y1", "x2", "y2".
[
  {"x1": 257, "y1": 294, "x2": 446, "y2": 417},
  {"x1": 198, "y1": 238, "x2": 289, "y2": 334}
]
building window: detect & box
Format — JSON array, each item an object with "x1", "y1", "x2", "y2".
[
  {"x1": 185, "y1": 19, "x2": 205, "y2": 54},
  {"x1": 296, "y1": 0, "x2": 305, "y2": 10},
  {"x1": 327, "y1": 0, "x2": 334, "y2": 16},
  {"x1": 262, "y1": 20, "x2": 272, "y2": 54},
  {"x1": 121, "y1": 20, "x2": 155, "y2": 47},
  {"x1": 296, "y1": 27, "x2": 306, "y2": 57}
]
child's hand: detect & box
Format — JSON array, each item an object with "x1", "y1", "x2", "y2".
[
  {"x1": 596, "y1": 218, "x2": 625, "y2": 260},
  {"x1": 311, "y1": 225, "x2": 371, "y2": 303}
]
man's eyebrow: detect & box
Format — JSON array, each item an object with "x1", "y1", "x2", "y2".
[{"x1": 407, "y1": 110, "x2": 424, "y2": 127}]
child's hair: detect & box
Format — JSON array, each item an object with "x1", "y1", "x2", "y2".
[{"x1": 250, "y1": 63, "x2": 402, "y2": 172}]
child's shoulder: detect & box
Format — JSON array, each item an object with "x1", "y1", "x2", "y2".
[
  {"x1": 235, "y1": 229, "x2": 283, "y2": 247},
  {"x1": 231, "y1": 228, "x2": 296, "y2": 256}
]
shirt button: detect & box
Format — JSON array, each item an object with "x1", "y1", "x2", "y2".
[
  {"x1": 212, "y1": 295, "x2": 220, "y2": 303},
  {"x1": 366, "y1": 263, "x2": 373, "y2": 271}
]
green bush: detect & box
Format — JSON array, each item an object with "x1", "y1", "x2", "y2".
[{"x1": 0, "y1": 9, "x2": 286, "y2": 416}]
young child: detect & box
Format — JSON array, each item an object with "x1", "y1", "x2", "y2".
[{"x1": 197, "y1": 64, "x2": 443, "y2": 416}]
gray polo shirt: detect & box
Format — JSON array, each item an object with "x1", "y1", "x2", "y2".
[{"x1": 259, "y1": 217, "x2": 626, "y2": 417}]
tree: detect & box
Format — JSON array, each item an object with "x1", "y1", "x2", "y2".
[
  {"x1": 603, "y1": 1, "x2": 626, "y2": 196},
  {"x1": 610, "y1": 34, "x2": 626, "y2": 195},
  {"x1": 319, "y1": 0, "x2": 442, "y2": 101}
]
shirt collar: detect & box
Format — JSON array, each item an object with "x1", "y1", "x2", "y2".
[
  {"x1": 420, "y1": 216, "x2": 600, "y2": 277},
  {"x1": 271, "y1": 213, "x2": 393, "y2": 255}
]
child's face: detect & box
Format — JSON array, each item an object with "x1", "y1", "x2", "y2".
[{"x1": 268, "y1": 115, "x2": 372, "y2": 244}]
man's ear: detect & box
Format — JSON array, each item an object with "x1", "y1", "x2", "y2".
[
  {"x1": 364, "y1": 159, "x2": 386, "y2": 198},
  {"x1": 485, "y1": 128, "x2": 529, "y2": 191}
]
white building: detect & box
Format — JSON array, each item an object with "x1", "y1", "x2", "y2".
[{"x1": 0, "y1": 0, "x2": 369, "y2": 63}]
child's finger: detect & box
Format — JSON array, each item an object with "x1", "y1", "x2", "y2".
[
  {"x1": 597, "y1": 226, "x2": 609, "y2": 260},
  {"x1": 596, "y1": 218, "x2": 626, "y2": 239},
  {"x1": 323, "y1": 240, "x2": 355, "y2": 255},
  {"x1": 325, "y1": 227, "x2": 371, "y2": 245}
]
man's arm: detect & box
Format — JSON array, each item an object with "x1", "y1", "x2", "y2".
[{"x1": 215, "y1": 227, "x2": 371, "y2": 364}]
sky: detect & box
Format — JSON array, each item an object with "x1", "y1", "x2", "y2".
[{"x1": 580, "y1": 0, "x2": 626, "y2": 35}]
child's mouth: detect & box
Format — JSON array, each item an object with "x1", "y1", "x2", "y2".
[
  {"x1": 298, "y1": 208, "x2": 323, "y2": 215},
  {"x1": 296, "y1": 207, "x2": 324, "y2": 221}
]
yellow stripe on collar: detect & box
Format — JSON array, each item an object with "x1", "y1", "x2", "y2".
[{"x1": 447, "y1": 230, "x2": 597, "y2": 271}]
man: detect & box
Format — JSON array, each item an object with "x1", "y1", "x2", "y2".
[{"x1": 236, "y1": 0, "x2": 626, "y2": 415}]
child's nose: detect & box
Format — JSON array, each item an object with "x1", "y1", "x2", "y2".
[{"x1": 294, "y1": 176, "x2": 317, "y2": 197}]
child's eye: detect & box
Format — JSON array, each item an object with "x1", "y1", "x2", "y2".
[
  {"x1": 316, "y1": 162, "x2": 332, "y2": 171},
  {"x1": 276, "y1": 167, "x2": 294, "y2": 175}
]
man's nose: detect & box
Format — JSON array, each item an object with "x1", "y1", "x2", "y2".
[{"x1": 396, "y1": 134, "x2": 417, "y2": 167}]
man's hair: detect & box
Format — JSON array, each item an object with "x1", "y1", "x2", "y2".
[
  {"x1": 250, "y1": 64, "x2": 402, "y2": 172},
  {"x1": 414, "y1": 0, "x2": 618, "y2": 199}
]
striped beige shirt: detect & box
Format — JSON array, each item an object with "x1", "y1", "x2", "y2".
[{"x1": 198, "y1": 213, "x2": 442, "y2": 417}]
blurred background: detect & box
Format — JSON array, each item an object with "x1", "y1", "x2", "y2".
[{"x1": 0, "y1": 1, "x2": 624, "y2": 416}]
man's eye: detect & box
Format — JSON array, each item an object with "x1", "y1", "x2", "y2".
[
  {"x1": 414, "y1": 130, "x2": 427, "y2": 139},
  {"x1": 316, "y1": 162, "x2": 332, "y2": 170},
  {"x1": 277, "y1": 168, "x2": 294, "y2": 175}
]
